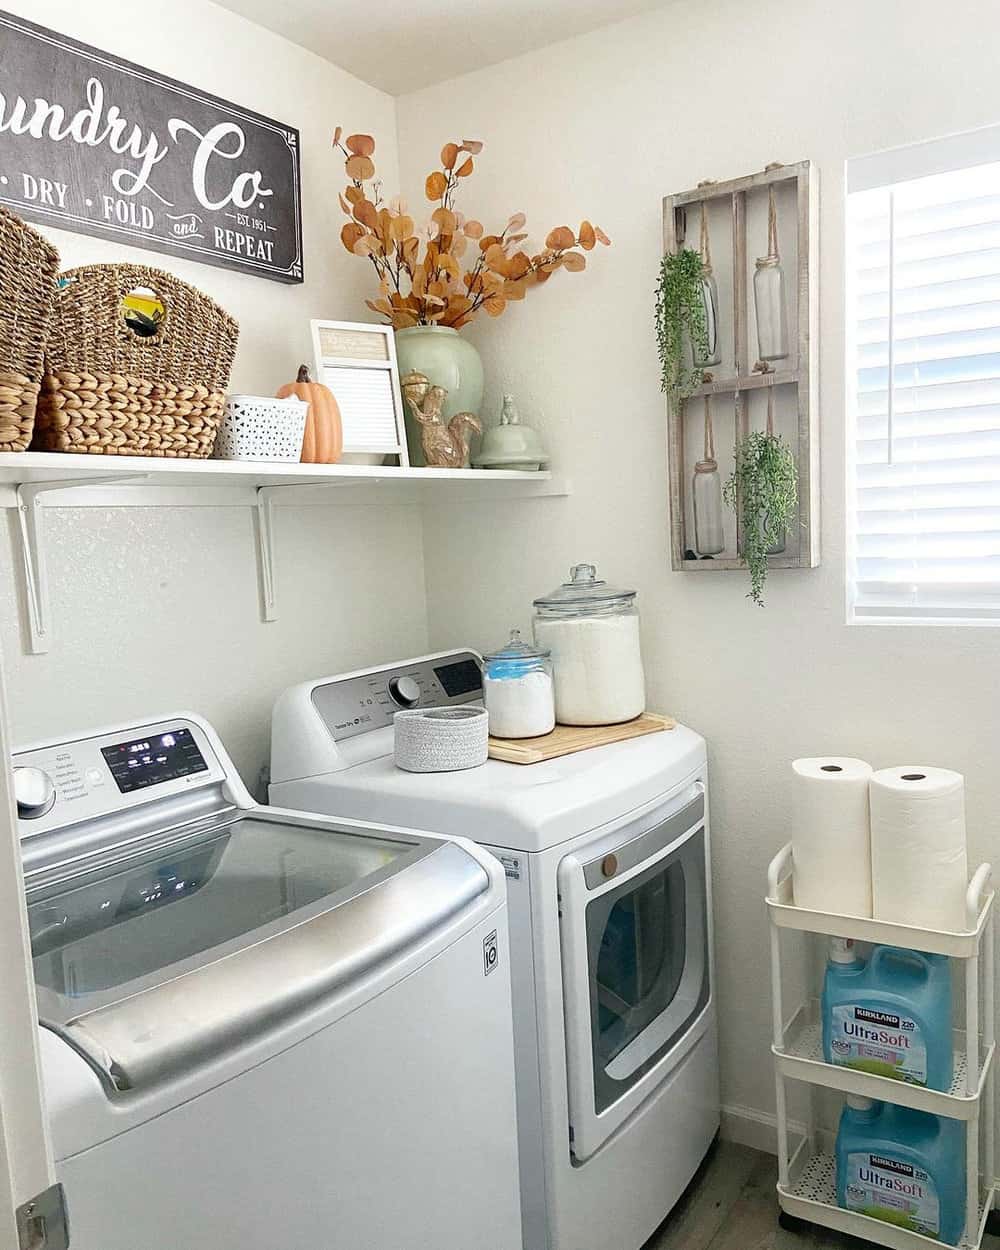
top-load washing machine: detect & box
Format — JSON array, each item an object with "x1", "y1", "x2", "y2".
[
  {"x1": 270, "y1": 650, "x2": 721, "y2": 1250},
  {"x1": 14, "y1": 711, "x2": 521, "y2": 1250}
]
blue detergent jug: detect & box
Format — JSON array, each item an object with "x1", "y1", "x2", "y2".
[
  {"x1": 836, "y1": 1096, "x2": 966, "y2": 1244},
  {"x1": 822, "y1": 940, "x2": 953, "y2": 1090}
]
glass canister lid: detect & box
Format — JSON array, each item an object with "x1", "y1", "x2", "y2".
[
  {"x1": 483, "y1": 627, "x2": 549, "y2": 664},
  {"x1": 533, "y1": 563, "x2": 637, "y2": 612}
]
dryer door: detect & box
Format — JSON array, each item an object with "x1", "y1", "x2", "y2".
[{"x1": 558, "y1": 786, "x2": 711, "y2": 1161}]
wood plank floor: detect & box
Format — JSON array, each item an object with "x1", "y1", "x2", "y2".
[{"x1": 645, "y1": 1140, "x2": 1000, "y2": 1250}]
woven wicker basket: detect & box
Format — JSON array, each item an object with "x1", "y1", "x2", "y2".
[
  {"x1": 35, "y1": 263, "x2": 239, "y2": 457},
  {"x1": 0, "y1": 205, "x2": 60, "y2": 452}
]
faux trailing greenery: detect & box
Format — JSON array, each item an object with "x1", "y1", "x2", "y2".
[
  {"x1": 655, "y1": 248, "x2": 709, "y2": 397},
  {"x1": 723, "y1": 431, "x2": 798, "y2": 606}
]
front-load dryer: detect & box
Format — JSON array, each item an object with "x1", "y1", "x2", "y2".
[
  {"x1": 14, "y1": 711, "x2": 521, "y2": 1250},
  {"x1": 270, "y1": 651, "x2": 721, "y2": 1250}
]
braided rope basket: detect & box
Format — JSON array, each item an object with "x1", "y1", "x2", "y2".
[
  {"x1": 35, "y1": 263, "x2": 239, "y2": 457},
  {"x1": 0, "y1": 205, "x2": 60, "y2": 452}
]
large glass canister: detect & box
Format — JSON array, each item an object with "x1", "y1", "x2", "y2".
[
  {"x1": 482, "y1": 628, "x2": 555, "y2": 739},
  {"x1": 532, "y1": 564, "x2": 646, "y2": 726},
  {"x1": 753, "y1": 184, "x2": 789, "y2": 362}
]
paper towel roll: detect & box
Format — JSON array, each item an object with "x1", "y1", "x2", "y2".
[
  {"x1": 791, "y1": 757, "x2": 873, "y2": 916},
  {"x1": 870, "y1": 766, "x2": 968, "y2": 931}
]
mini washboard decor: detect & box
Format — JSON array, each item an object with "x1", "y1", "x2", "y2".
[
  {"x1": 310, "y1": 320, "x2": 408, "y2": 463},
  {"x1": 0, "y1": 204, "x2": 59, "y2": 451},
  {"x1": 35, "y1": 263, "x2": 238, "y2": 457}
]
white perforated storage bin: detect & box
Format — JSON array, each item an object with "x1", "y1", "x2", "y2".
[{"x1": 215, "y1": 395, "x2": 308, "y2": 462}]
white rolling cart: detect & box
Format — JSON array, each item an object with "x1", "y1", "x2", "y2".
[{"x1": 767, "y1": 844, "x2": 998, "y2": 1250}]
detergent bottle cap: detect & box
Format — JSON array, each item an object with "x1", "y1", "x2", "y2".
[
  {"x1": 846, "y1": 1095, "x2": 876, "y2": 1112},
  {"x1": 829, "y1": 936, "x2": 859, "y2": 965}
]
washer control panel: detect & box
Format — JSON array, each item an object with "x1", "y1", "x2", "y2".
[
  {"x1": 12, "y1": 718, "x2": 226, "y2": 839},
  {"x1": 312, "y1": 651, "x2": 483, "y2": 742}
]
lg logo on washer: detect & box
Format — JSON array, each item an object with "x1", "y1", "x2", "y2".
[{"x1": 483, "y1": 930, "x2": 499, "y2": 976}]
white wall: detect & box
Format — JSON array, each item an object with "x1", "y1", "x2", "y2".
[
  {"x1": 0, "y1": 0, "x2": 428, "y2": 784},
  {"x1": 398, "y1": 0, "x2": 1000, "y2": 1136}
]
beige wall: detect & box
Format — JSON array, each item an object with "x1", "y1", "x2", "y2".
[
  {"x1": 398, "y1": 0, "x2": 1000, "y2": 1137},
  {"x1": 0, "y1": 0, "x2": 428, "y2": 784}
]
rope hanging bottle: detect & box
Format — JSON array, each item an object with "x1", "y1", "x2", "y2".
[
  {"x1": 766, "y1": 184, "x2": 780, "y2": 261},
  {"x1": 754, "y1": 178, "x2": 789, "y2": 364},
  {"x1": 700, "y1": 202, "x2": 713, "y2": 275},
  {"x1": 696, "y1": 199, "x2": 721, "y2": 368},
  {"x1": 692, "y1": 395, "x2": 724, "y2": 556}
]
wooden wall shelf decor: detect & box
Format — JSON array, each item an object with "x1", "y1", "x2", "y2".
[{"x1": 662, "y1": 160, "x2": 819, "y2": 573}]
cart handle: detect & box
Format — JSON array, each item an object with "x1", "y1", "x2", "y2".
[
  {"x1": 966, "y1": 862, "x2": 993, "y2": 930},
  {"x1": 768, "y1": 845, "x2": 991, "y2": 931},
  {"x1": 767, "y1": 843, "x2": 793, "y2": 902}
]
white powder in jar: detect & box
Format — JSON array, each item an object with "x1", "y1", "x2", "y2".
[
  {"x1": 484, "y1": 669, "x2": 555, "y2": 738},
  {"x1": 533, "y1": 613, "x2": 646, "y2": 725}
]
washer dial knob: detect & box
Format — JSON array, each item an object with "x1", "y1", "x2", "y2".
[
  {"x1": 388, "y1": 675, "x2": 421, "y2": 708},
  {"x1": 14, "y1": 766, "x2": 56, "y2": 820}
]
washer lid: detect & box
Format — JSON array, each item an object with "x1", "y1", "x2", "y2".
[
  {"x1": 29, "y1": 810, "x2": 487, "y2": 1092},
  {"x1": 277, "y1": 723, "x2": 706, "y2": 853}
]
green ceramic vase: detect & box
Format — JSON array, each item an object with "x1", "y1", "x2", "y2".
[{"x1": 394, "y1": 325, "x2": 485, "y2": 466}]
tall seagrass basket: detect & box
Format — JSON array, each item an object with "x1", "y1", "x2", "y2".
[
  {"x1": 0, "y1": 204, "x2": 60, "y2": 451},
  {"x1": 35, "y1": 264, "x2": 239, "y2": 457}
]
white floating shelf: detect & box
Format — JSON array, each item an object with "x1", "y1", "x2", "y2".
[
  {"x1": 0, "y1": 452, "x2": 569, "y2": 649},
  {"x1": 0, "y1": 451, "x2": 568, "y2": 507},
  {"x1": 774, "y1": 1001, "x2": 992, "y2": 1120}
]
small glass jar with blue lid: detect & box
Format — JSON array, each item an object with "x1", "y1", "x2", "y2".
[{"x1": 482, "y1": 628, "x2": 555, "y2": 740}]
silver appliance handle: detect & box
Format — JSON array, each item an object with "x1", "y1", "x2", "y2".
[
  {"x1": 581, "y1": 788, "x2": 704, "y2": 891},
  {"x1": 54, "y1": 840, "x2": 488, "y2": 1093}
]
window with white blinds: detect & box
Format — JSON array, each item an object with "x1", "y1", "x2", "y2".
[{"x1": 847, "y1": 137, "x2": 1000, "y2": 623}]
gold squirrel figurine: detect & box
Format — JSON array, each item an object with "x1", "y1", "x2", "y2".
[{"x1": 401, "y1": 370, "x2": 482, "y2": 468}]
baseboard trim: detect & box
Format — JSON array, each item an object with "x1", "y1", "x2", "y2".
[{"x1": 720, "y1": 1103, "x2": 804, "y2": 1156}]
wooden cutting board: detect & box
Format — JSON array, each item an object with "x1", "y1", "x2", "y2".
[{"x1": 488, "y1": 712, "x2": 676, "y2": 765}]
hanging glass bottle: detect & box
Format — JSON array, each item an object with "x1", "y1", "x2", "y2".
[
  {"x1": 753, "y1": 184, "x2": 789, "y2": 363},
  {"x1": 765, "y1": 388, "x2": 787, "y2": 555},
  {"x1": 692, "y1": 397, "x2": 725, "y2": 556},
  {"x1": 697, "y1": 202, "x2": 722, "y2": 368}
]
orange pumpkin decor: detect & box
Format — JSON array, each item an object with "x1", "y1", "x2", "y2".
[{"x1": 276, "y1": 365, "x2": 343, "y2": 463}]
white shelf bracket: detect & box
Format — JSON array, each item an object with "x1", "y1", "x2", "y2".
[
  {"x1": 256, "y1": 483, "x2": 337, "y2": 622},
  {"x1": 256, "y1": 485, "x2": 281, "y2": 623},
  {"x1": 16, "y1": 476, "x2": 146, "y2": 654}
]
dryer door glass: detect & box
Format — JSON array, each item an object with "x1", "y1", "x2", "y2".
[{"x1": 585, "y1": 823, "x2": 708, "y2": 1114}]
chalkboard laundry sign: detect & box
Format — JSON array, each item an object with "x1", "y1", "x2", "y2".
[{"x1": 0, "y1": 10, "x2": 303, "y2": 283}]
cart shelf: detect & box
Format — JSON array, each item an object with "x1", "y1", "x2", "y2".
[
  {"x1": 767, "y1": 845, "x2": 994, "y2": 958},
  {"x1": 779, "y1": 1148, "x2": 997, "y2": 1250},
  {"x1": 774, "y1": 1002, "x2": 993, "y2": 1120}
]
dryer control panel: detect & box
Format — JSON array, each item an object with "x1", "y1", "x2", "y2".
[{"x1": 312, "y1": 651, "x2": 482, "y2": 742}]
